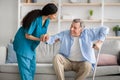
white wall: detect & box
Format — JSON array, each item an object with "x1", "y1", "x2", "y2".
[{"x1": 0, "y1": 0, "x2": 18, "y2": 46}]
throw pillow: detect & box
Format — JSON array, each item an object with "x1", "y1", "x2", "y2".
[
  {"x1": 6, "y1": 43, "x2": 17, "y2": 63},
  {"x1": 97, "y1": 54, "x2": 117, "y2": 66}
]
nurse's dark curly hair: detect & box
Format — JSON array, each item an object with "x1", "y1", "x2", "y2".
[
  {"x1": 117, "y1": 51, "x2": 120, "y2": 65},
  {"x1": 22, "y1": 3, "x2": 58, "y2": 28}
]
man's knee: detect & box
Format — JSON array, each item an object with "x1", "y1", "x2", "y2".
[
  {"x1": 53, "y1": 54, "x2": 61, "y2": 63},
  {"x1": 53, "y1": 54, "x2": 60, "y2": 60},
  {"x1": 83, "y1": 61, "x2": 92, "y2": 72}
]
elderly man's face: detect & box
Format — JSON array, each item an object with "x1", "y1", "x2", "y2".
[{"x1": 70, "y1": 22, "x2": 82, "y2": 37}]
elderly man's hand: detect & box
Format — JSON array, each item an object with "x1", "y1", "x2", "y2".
[{"x1": 93, "y1": 40, "x2": 103, "y2": 50}]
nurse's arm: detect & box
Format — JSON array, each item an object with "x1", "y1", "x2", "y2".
[{"x1": 25, "y1": 34, "x2": 40, "y2": 41}]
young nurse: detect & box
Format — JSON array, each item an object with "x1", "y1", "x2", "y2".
[{"x1": 13, "y1": 3, "x2": 58, "y2": 80}]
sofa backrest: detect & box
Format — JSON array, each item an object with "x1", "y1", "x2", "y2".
[
  {"x1": 36, "y1": 41, "x2": 60, "y2": 63},
  {"x1": 3, "y1": 39, "x2": 119, "y2": 64},
  {"x1": 36, "y1": 39, "x2": 120, "y2": 63},
  {"x1": 100, "y1": 39, "x2": 120, "y2": 55}
]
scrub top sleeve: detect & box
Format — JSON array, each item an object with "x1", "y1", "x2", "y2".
[{"x1": 27, "y1": 20, "x2": 37, "y2": 35}]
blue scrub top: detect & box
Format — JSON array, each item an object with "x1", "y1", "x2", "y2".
[{"x1": 13, "y1": 16, "x2": 50, "y2": 59}]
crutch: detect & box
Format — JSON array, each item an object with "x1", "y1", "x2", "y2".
[
  {"x1": 93, "y1": 0, "x2": 104, "y2": 78},
  {"x1": 92, "y1": 43, "x2": 103, "y2": 80}
]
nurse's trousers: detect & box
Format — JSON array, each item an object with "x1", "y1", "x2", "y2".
[{"x1": 16, "y1": 54, "x2": 36, "y2": 80}]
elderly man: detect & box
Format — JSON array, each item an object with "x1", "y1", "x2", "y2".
[{"x1": 44, "y1": 19, "x2": 109, "y2": 80}]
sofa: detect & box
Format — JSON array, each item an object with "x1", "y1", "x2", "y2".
[{"x1": 0, "y1": 39, "x2": 120, "y2": 80}]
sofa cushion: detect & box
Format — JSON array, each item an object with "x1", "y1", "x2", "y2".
[
  {"x1": 93, "y1": 66, "x2": 120, "y2": 77},
  {"x1": 97, "y1": 54, "x2": 118, "y2": 66},
  {"x1": 6, "y1": 43, "x2": 17, "y2": 63},
  {"x1": 0, "y1": 63, "x2": 120, "y2": 78}
]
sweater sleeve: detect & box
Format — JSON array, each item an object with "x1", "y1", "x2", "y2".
[
  {"x1": 88, "y1": 25, "x2": 109, "y2": 41},
  {"x1": 47, "y1": 31, "x2": 64, "y2": 44}
]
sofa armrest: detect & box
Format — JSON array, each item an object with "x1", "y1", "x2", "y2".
[{"x1": 0, "y1": 46, "x2": 7, "y2": 64}]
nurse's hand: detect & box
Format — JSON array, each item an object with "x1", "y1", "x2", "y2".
[{"x1": 40, "y1": 34, "x2": 49, "y2": 42}]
